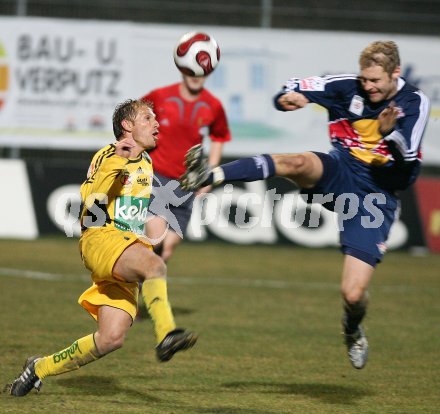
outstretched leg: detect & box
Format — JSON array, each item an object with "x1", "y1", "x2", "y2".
[
  {"x1": 180, "y1": 144, "x2": 323, "y2": 190},
  {"x1": 6, "y1": 306, "x2": 129, "y2": 397}
]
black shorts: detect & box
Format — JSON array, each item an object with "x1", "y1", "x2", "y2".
[{"x1": 147, "y1": 171, "x2": 196, "y2": 236}]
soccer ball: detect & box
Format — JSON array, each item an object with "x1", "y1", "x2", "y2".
[{"x1": 173, "y1": 32, "x2": 220, "y2": 77}]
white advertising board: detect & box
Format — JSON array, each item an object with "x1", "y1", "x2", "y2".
[
  {"x1": 0, "y1": 17, "x2": 439, "y2": 162},
  {"x1": 0, "y1": 160, "x2": 37, "y2": 239}
]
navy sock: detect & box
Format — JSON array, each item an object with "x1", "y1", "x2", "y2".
[
  {"x1": 206, "y1": 154, "x2": 275, "y2": 185},
  {"x1": 343, "y1": 302, "x2": 367, "y2": 335}
]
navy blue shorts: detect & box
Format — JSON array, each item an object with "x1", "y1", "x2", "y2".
[
  {"x1": 303, "y1": 150, "x2": 399, "y2": 266},
  {"x1": 148, "y1": 172, "x2": 196, "y2": 236}
]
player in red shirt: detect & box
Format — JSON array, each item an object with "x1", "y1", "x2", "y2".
[{"x1": 141, "y1": 74, "x2": 231, "y2": 262}]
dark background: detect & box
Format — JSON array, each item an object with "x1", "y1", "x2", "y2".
[{"x1": 1, "y1": 0, "x2": 440, "y2": 36}]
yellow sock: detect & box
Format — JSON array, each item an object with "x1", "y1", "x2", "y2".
[
  {"x1": 142, "y1": 278, "x2": 176, "y2": 344},
  {"x1": 35, "y1": 334, "x2": 101, "y2": 379}
]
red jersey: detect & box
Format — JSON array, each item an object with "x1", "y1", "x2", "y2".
[{"x1": 141, "y1": 83, "x2": 231, "y2": 178}]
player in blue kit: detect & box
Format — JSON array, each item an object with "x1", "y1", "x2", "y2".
[{"x1": 180, "y1": 41, "x2": 430, "y2": 369}]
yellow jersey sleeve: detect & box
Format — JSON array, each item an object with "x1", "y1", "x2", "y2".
[{"x1": 81, "y1": 145, "x2": 128, "y2": 208}]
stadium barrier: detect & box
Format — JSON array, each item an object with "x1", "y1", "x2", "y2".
[
  {"x1": 3, "y1": 157, "x2": 439, "y2": 253},
  {"x1": 1, "y1": 17, "x2": 439, "y2": 252},
  {"x1": 0, "y1": 159, "x2": 38, "y2": 238},
  {"x1": 0, "y1": 17, "x2": 439, "y2": 163}
]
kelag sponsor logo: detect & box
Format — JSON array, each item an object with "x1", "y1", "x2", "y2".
[
  {"x1": 114, "y1": 196, "x2": 150, "y2": 234},
  {"x1": 53, "y1": 341, "x2": 81, "y2": 364}
]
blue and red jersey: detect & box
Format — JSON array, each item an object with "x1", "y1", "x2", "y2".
[{"x1": 275, "y1": 74, "x2": 430, "y2": 190}]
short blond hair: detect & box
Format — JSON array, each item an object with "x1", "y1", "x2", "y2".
[
  {"x1": 112, "y1": 99, "x2": 153, "y2": 140},
  {"x1": 359, "y1": 41, "x2": 400, "y2": 76}
]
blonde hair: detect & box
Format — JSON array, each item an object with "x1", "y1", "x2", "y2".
[
  {"x1": 112, "y1": 99, "x2": 153, "y2": 140},
  {"x1": 359, "y1": 41, "x2": 400, "y2": 76}
]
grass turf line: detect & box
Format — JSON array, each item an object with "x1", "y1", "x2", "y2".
[{"x1": 0, "y1": 238, "x2": 439, "y2": 414}]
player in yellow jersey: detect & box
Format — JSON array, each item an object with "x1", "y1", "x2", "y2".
[{"x1": 5, "y1": 99, "x2": 197, "y2": 397}]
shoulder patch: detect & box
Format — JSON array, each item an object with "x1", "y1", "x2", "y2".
[{"x1": 348, "y1": 95, "x2": 364, "y2": 116}]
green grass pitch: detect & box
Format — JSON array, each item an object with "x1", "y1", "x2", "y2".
[{"x1": 0, "y1": 237, "x2": 439, "y2": 413}]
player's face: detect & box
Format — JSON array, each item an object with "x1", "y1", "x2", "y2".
[
  {"x1": 359, "y1": 65, "x2": 400, "y2": 103},
  {"x1": 182, "y1": 74, "x2": 207, "y2": 95},
  {"x1": 131, "y1": 107, "x2": 159, "y2": 150}
]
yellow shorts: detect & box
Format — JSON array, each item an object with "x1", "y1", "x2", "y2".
[{"x1": 78, "y1": 226, "x2": 152, "y2": 321}]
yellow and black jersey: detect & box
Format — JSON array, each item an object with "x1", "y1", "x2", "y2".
[{"x1": 80, "y1": 144, "x2": 154, "y2": 235}]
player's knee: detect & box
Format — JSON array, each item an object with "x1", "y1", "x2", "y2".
[
  {"x1": 342, "y1": 289, "x2": 365, "y2": 305},
  {"x1": 274, "y1": 154, "x2": 308, "y2": 176},
  {"x1": 144, "y1": 254, "x2": 167, "y2": 280},
  {"x1": 96, "y1": 331, "x2": 126, "y2": 354},
  {"x1": 109, "y1": 335, "x2": 125, "y2": 352}
]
